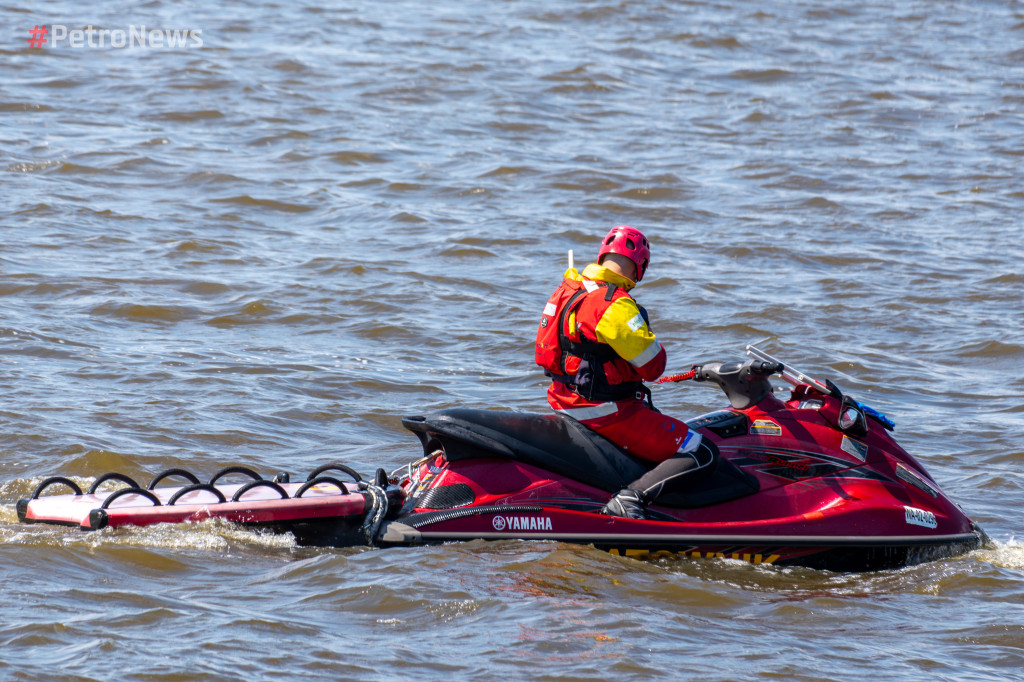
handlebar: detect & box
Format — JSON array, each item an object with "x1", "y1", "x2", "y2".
[
  {"x1": 672, "y1": 345, "x2": 897, "y2": 430},
  {"x1": 688, "y1": 357, "x2": 781, "y2": 409},
  {"x1": 691, "y1": 359, "x2": 783, "y2": 382}
]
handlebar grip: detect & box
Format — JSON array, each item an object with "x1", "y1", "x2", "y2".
[{"x1": 752, "y1": 361, "x2": 784, "y2": 375}]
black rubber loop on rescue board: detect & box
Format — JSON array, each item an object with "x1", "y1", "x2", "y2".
[
  {"x1": 231, "y1": 480, "x2": 288, "y2": 502},
  {"x1": 294, "y1": 476, "x2": 350, "y2": 498},
  {"x1": 88, "y1": 473, "x2": 142, "y2": 495},
  {"x1": 100, "y1": 487, "x2": 162, "y2": 509},
  {"x1": 31, "y1": 476, "x2": 83, "y2": 499},
  {"x1": 167, "y1": 484, "x2": 228, "y2": 506},
  {"x1": 148, "y1": 468, "x2": 201, "y2": 490},
  {"x1": 306, "y1": 463, "x2": 362, "y2": 483},
  {"x1": 208, "y1": 466, "x2": 263, "y2": 486}
]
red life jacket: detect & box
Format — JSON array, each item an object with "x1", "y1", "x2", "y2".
[{"x1": 535, "y1": 277, "x2": 644, "y2": 402}]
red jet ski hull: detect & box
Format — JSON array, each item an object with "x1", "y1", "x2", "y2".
[
  {"x1": 383, "y1": 453, "x2": 981, "y2": 571},
  {"x1": 389, "y1": 356, "x2": 984, "y2": 571}
]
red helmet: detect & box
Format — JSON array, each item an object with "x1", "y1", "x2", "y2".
[{"x1": 597, "y1": 225, "x2": 651, "y2": 281}]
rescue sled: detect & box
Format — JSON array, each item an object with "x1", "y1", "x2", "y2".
[{"x1": 18, "y1": 464, "x2": 399, "y2": 547}]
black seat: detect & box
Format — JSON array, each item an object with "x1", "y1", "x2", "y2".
[
  {"x1": 402, "y1": 408, "x2": 648, "y2": 493},
  {"x1": 401, "y1": 408, "x2": 758, "y2": 508}
]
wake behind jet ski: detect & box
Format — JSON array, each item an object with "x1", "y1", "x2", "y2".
[{"x1": 17, "y1": 345, "x2": 986, "y2": 572}]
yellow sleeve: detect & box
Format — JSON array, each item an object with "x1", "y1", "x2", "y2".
[{"x1": 593, "y1": 298, "x2": 663, "y2": 368}]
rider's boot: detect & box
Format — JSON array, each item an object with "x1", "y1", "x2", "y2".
[{"x1": 601, "y1": 488, "x2": 648, "y2": 520}]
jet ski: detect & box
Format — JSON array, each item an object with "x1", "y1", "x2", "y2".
[{"x1": 17, "y1": 345, "x2": 985, "y2": 572}]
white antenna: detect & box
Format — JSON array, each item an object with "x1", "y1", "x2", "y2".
[{"x1": 568, "y1": 249, "x2": 574, "y2": 270}]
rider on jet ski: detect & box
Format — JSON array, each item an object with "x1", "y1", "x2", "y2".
[{"x1": 535, "y1": 226, "x2": 717, "y2": 519}]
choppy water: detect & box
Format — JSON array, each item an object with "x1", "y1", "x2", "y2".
[{"x1": 2, "y1": 0, "x2": 1023, "y2": 678}]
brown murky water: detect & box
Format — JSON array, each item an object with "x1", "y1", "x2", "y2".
[{"x1": 2, "y1": 1, "x2": 1023, "y2": 678}]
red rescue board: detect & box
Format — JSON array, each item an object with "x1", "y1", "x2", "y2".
[{"x1": 18, "y1": 479, "x2": 368, "y2": 531}]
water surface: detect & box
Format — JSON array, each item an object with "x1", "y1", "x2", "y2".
[{"x1": 2, "y1": 1, "x2": 1023, "y2": 679}]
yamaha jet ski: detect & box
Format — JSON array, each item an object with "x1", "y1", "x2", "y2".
[{"x1": 17, "y1": 345, "x2": 985, "y2": 572}]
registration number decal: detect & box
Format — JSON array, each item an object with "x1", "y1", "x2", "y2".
[{"x1": 904, "y1": 506, "x2": 937, "y2": 529}]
